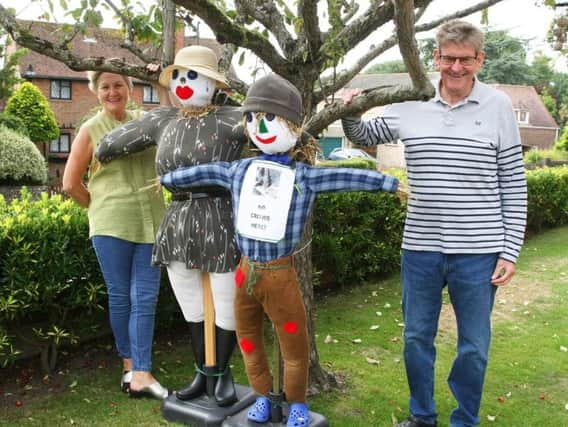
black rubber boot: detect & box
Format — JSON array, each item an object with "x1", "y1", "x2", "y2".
[
  {"x1": 176, "y1": 322, "x2": 207, "y2": 401},
  {"x1": 214, "y1": 326, "x2": 238, "y2": 406}
]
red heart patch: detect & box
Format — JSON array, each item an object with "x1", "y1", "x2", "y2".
[
  {"x1": 235, "y1": 268, "x2": 244, "y2": 288},
  {"x1": 240, "y1": 338, "x2": 255, "y2": 354},
  {"x1": 176, "y1": 86, "x2": 194, "y2": 100},
  {"x1": 283, "y1": 321, "x2": 298, "y2": 334}
]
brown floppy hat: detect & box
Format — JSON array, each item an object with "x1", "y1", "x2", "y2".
[{"x1": 159, "y1": 45, "x2": 229, "y2": 89}]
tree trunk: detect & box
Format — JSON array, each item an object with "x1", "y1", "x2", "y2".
[
  {"x1": 161, "y1": 0, "x2": 177, "y2": 64},
  {"x1": 293, "y1": 210, "x2": 339, "y2": 395}
]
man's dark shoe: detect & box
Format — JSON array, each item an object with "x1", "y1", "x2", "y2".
[{"x1": 396, "y1": 415, "x2": 437, "y2": 427}]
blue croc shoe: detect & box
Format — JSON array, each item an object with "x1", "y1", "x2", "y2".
[
  {"x1": 247, "y1": 396, "x2": 271, "y2": 423},
  {"x1": 287, "y1": 402, "x2": 310, "y2": 427}
]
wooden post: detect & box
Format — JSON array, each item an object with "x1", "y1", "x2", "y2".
[{"x1": 202, "y1": 272, "x2": 217, "y2": 396}]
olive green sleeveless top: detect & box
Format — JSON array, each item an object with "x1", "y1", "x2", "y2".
[{"x1": 85, "y1": 110, "x2": 165, "y2": 243}]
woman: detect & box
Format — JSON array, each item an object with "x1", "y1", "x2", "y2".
[
  {"x1": 95, "y1": 46, "x2": 246, "y2": 406},
  {"x1": 62, "y1": 71, "x2": 168, "y2": 400}
]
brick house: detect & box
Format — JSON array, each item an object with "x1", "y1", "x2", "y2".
[
  {"x1": 490, "y1": 84, "x2": 559, "y2": 150},
  {"x1": 5, "y1": 20, "x2": 225, "y2": 183}
]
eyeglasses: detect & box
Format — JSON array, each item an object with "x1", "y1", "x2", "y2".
[{"x1": 439, "y1": 55, "x2": 478, "y2": 67}]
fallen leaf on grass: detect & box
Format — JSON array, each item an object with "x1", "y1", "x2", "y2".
[
  {"x1": 539, "y1": 394, "x2": 546, "y2": 400},
  {"x1": 366, "y1": 357, "x2": 380, "y2": 365},
  {"x1": 497, "y1": 396, "x2": 505, "y2": 403},
  {"x1": 69, "y1": 380, "x2": 78, "y2": 389}
]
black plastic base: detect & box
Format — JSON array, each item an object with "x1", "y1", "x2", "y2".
[
  {"x1": 162, "y1": 384, "x2": 257, "y2": 426},
  {"x1": 221, "y1": 405, "x2": 329, "y2": 427}
]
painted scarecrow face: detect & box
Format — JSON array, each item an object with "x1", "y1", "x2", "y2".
[
  {"x1": 245, "y1": 112, "x2": 298, "y2": 155},
  {"x1": 169, "y1": 67, "x2": 215, "y2": 107}
]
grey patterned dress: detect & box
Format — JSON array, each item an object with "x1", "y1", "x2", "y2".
[{"x1": 96, "y1": 106, "x2": 246, "y2": 273}]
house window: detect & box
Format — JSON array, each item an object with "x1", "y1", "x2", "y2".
[
  {"x1": 143, "y1": 85, "x2": 160, "y2": 104},
  {"x1": 514, "y1": 109, "x2": 529, "y2": 124},
  {"x1": 50, "y1": 133, "x2": 70, "y2": 153},
  {"x1": 50, "y1": 80, "x2": 72, "y2": 100}
]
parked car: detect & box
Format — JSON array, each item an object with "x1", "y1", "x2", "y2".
[{"x1": 328, "y1": 147, "x2": 377, "y2": 162}]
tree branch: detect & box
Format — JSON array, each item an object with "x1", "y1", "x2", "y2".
[
  {"x1": 306, "y1": 83, "x2": 433, "y2": 137},
  {"x1": 394, "y1": 0, "x2": 432, "y2": 91},
  {"x1": 0, "y1": 5, "x2": 159, "y2": 82},
  {"x1": 315, "y1": 0, "x2": 504, "y2": 101},
  {"x1": 329, "y1": 0, "x2": 432, "y2": 58},
  {"x1": 173, "y1": 0, "x2": 293, "y2": 77},
  {"x1": 102, "y1": 0, "x2": 157, "y2": 64},
  {"x1": 298, "y1": 0, "x2": 322, "y2": 61},
  {"x1": 235, "y1": 0, "x2": 296, "y2": 59}
]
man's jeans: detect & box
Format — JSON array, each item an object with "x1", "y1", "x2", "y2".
[
  {"x1": 92, "y1": 236, "x2": 161, "y2": 372},
  {"x1": 401, "y1": 250, "x2": 498, "y2": 427}
]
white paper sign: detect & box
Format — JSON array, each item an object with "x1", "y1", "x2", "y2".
[{"x1": 236, "y1": 160, "x2": 296, "y2": 243}]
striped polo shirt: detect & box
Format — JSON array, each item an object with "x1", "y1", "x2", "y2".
[{"x1": 342, "y1": 78, "x2": 527, "y2": 263}]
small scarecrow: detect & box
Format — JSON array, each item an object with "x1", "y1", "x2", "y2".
[
  {"x1": 96, "y1": 45, "x2": 247, "y2": 407},
  {"x1": 161, "y1": 73, "x2": 402, "y2": 427}
]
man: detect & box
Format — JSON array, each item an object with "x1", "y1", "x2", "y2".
[{"x1": 342, "y1": 20, "x2": 527, "y2": 427}]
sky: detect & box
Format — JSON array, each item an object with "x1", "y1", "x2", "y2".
[{"x1": 2, "y1": 0, "x2": 565, "y2": 75}]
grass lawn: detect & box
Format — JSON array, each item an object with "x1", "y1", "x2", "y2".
[{"x1": 1, "y1": 226, "x2": 567, "y2": 426}]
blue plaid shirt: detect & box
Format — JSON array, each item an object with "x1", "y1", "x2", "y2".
[{"x1": 162, "y1": 158, "x2": 399, "y2": 262}]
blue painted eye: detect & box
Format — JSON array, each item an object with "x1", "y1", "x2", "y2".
[
  {"x1": 172, "y1": 69, "x2": 179, "y2": 79},
  {"x1": 265, "y1": 113, "x2": 275, "y2": 121},
  {"x1": 245, "y1": 112, "x2": 253, "y2": 122},
  {"x1": 188, "y1": 70, "x2": 198, "y2": 80}
]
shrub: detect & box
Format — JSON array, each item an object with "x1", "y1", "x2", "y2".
[
  {"x1": 0, "y1": 125, "x2": 48, "y2": 184},
  {"x1": 4, "y1": 82, "x2": 59, "y2": 143},
  {"x1": 0, "y1": 189, "x2": 104, "y2": 370},
  {"x1": 312, "y1": 164, "x2": 406, "y2": 287},
  {"x1": 313, "y1": 191, "x2": 405, "y2": 287},
  {"x1": 555, "y1": 123, "x2": 568, "y2": 151},
  {"x1": 526, "y1": 166, "x2": 568, "y2": 232},
  {"x1": 0, "y1": 112, "x2": 29, "y2": 137}
]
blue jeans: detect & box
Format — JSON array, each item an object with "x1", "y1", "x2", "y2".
[
  {"x1": 401, "y1": 250, "x2": 498, "y2": 427},
  {"x1": 92, "y1": 236, "x2": 161, "y2": 372}
]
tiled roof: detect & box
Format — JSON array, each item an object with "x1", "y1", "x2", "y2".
[{"x1": 490, "y1": 84, "x2": 558, "y2": 128}]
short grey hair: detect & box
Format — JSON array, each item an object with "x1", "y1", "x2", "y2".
[
  {"x1": 436, "y1": 19, "x2": 485, "y2": 54},
  {"x1": 87, "y1": 70, "x2": 133, "y2": 93}
]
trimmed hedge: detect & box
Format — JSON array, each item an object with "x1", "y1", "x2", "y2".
[
  {"x1": 2, "y1": 166, "x2": 568, "y2": 368},
  {"x1": 0, "y1": 125, "x2": 48, "y2": 184}
]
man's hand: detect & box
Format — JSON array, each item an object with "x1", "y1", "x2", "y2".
[
  {"x1": 342, "y1": 88, "x2": 361, "y2": 104},
  {"x1": 491, "y1": 258, "x2": 516, "y2": 286}
]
